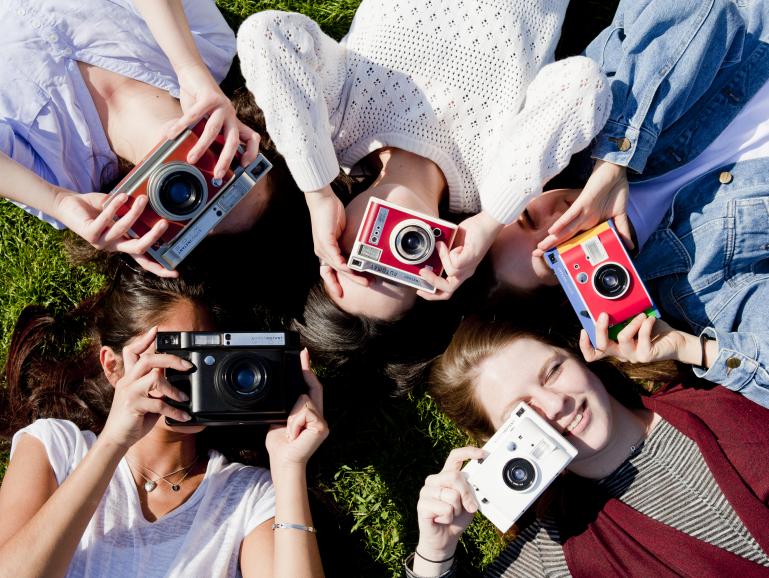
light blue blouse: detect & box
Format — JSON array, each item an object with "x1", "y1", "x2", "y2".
[{"x1": 0, "y1": 0, "x2": 236, "y2": 228}]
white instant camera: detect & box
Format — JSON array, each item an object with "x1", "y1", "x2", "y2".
[{"x1": 462, "y1": 402, "x2": 578, "y2": 532}]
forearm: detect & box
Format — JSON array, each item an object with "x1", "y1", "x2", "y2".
[
  {"x1": 0, "y1": 437, "x2": 126, "y2": 578},
  {"x1": 270, "y1": 464, "x2": 323, "y2": 578},
  {"x1": 132, "y1": 0, "x2": 205, "y2": 73},
  {"x1": 0, "y1": 152, "x2": 70, "y2": 218}
]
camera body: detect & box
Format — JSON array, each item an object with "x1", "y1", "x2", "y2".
[
  {"x1": 156, "y1": 331, "x2": 303, "y2": 426},
  {"x1": 545, "y1": 219, "x2": 660, "y2": 347},
  {"x1": 348, "y1": 197, "x2": 458, "y2": 292},
  {"x1": 463, "y1": 403, "x2": 577, "y2": 533},
  {"x1": 104, "y1": 119, "x2": 272, "y2": 270}
]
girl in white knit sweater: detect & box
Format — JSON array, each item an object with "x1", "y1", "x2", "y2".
[{"x1": 236, "y1": 0, "x2": 610, "y2": 348}]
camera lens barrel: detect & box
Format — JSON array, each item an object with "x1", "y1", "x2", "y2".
[
  {"x1": 502, "y1": 457, "x2": 537, "y2": 491},
  {"x1": 215, "y1": 353, "x2": 270, "y2": 407},
  {"x1": 147, "y1": 162, "x2": 209, "y2": 221},
  {"x1": 592, "y1": 262, "x2": 630, "y2": 300},
  {"x1": 390, "y1": 219, "x2": 436, "y2": 265}
]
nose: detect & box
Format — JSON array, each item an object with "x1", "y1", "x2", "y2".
[{"x1": 530, "y1": 389, "x2": 568, "y2": 424}]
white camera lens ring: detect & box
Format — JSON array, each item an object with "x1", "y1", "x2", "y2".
[
  {"x1": 147, "y1": 161, "x2": 209, "y2": 222},
  {"x1": 591, "y1": 261, "x2": 631, "y2": 300},
  {"x1": 389, "y1": 218, "x2": 436, "y2": 265}
]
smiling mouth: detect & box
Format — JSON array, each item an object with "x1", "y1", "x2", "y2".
[{"x1": 563, "y1": 402, "x2": 586, "y2": 436}]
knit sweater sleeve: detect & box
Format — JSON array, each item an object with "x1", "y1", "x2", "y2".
[
  {"x1": 237, "y1": 11, "x2": 346, "y2": 192},
  {"x1": 479, "y1": 56, "x2": 612, "y2": 225}
]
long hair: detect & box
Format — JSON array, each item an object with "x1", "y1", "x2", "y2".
[{"x1": 430, "y1": 300, "x2": 682, "y2": 442}]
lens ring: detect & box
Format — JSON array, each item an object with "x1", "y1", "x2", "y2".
[
  {"x1": 215, "y1": 353, "x2": 270, "y2": 408},
  {"x1": 592, "y1": 262, "x2": 631, "y2": 300},
  {"x1": 502, "y1": 457, "x2": 537, "y2": 491},
  {"x1": 389, "y1": 219, "x2": 436, "y2": 265},
  {"x1": 147, "y1": 162, "x2": 209, "y2": 221}
]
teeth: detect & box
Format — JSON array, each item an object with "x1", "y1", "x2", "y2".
[{"x1": 566, "y1": 412, "x2": 583, "y2": 432}]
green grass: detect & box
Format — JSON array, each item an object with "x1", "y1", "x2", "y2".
[{"x1": 0, "y1": 1, "x2": 618, "y2": 576}]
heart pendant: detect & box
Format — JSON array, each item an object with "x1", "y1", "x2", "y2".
[
  {"x1": 171, "y1": 484, "x2": 181, "y2": 492},
  {"x1": 144, "y1": 480, "x2": 157, "y2": 493}
]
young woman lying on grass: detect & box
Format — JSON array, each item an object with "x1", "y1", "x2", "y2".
[
  {"x1": 236, "y1": 0, "x2": 611, "y2": 370},
  {"x1": 409, "y1": 310, "x2": 769, "y2": 577},
  {"x1": 0, "y1": 261, "x2": 327, "y2": 578},
  {"x1": 0, "y1": 0, "x2": 263, "y2": 277},
  {"x1": 490, "y1": 0, "x2": 769, "y2": 408}
]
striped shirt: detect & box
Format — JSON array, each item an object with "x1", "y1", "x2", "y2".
[{"x1": 485, "y1": 419, "x2": 769, "y2": 577}]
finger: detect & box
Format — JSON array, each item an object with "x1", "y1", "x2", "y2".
[
  {"x1": 579, "y1": 329, "x2": 599, "y2": 362},
  {"x1": 320, "y1": 264, "x2": 343, "y2": 298},
  {"x1": 436, "y1": 241, "x2": 457, "y2": 277},
  {"x1": 417, "y1": 498, "x2": 455, "y2": 524},
  {"x1": 239, "y1": 124, "x2": 261, "y2": 166},
  {"x1": 546, "y1": 202, "x2": 585, "y2": 238},
  {"x1": 130, "y1": 254, "x2": 179, "y2": 278},
  {"x1": 213, "y1": 119, "x2": 240, "y2": 179},
  {"x1": 143, "y1": 371, "x2": 189, "y2": 403},
  {"x1": 166, "y1": 103, "x2": 208, "y2": 140},
  {"x1": 437, "y1": 486, "x2": 463, "y2": 517},
  {"x1": 125, "y1": 352, "x2": 194, "y2": 382},
  {"x1": 594, "y1": 312, "x2": 611, "y2": 353},
  {"x1": 188, "y1": 111, "x2": 225, "y2": 165},
  {"x1": 442, "y1": 447, "x2": 487, "y2": 472},
  {"x1": 300, "y1": 348, "x2": 324, "y2": 415},
  {"x1": 114, "y1": 218, "x2": 169, "y2": 255},
  {"x1": 102, "y1": 196, "x2": 150, "y2": 245},
  {"x1": 134, "y1": 396, "x2": 191, "y2": 423},
  {"x1": 614, "y1": 213, "x2": 635, "y2": 251},
  {"x1": 124, "y1": 326, "x2": 159, "y2": 364},
  {"x1": 616, "y1": 314, "x2": 645, "y2": 356},
  {"x1": 86, "y1": 194, "x2": 130, "y2": 244}
]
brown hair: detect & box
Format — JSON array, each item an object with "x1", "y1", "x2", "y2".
[{"x1": 430, "y1": 306, "x2": 681, "y2": 442}]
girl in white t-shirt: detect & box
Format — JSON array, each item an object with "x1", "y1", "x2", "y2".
[{"x1": 0, "y1": 259, "x2": 327, "y2": 578}]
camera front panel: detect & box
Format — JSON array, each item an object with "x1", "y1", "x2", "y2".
[
  {"x1": 348, "y1": 197, "x2": 457, "y2": 291},
  {"x1": 547, "y1": 220, "x2": 659, "y2": 346},
  {"x1": 464, "y1": 404, "x2": 576, "y2": 532}
]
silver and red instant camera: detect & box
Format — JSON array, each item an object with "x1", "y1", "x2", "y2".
[
  {"x1": 348, "y1": 197, "x2": 458, "y2": 292},
  {"x1": 104, "y1": 118, "x2": 271, "y2": 270}
]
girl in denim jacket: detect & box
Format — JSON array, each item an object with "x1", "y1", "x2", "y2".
[{"x1": 491, "y1": 0, "x2": 769, "y2": 409}]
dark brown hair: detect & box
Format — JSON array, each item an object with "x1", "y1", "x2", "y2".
[{"x1": 430, "y1": 305, "x2": 681, "y2": 442}]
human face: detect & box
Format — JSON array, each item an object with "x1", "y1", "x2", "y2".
[
  {"x1": 490, "y1": 189, "x2": 580, "y2": 290},
  {"x1": 325, "y1": 183, "x2": 431, "y2": 320},
  {"x1": 474, "y1": 337, "x2": 614, "y2": 463}
]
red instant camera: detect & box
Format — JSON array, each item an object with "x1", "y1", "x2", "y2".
[
  {"x1": 545, "y1": 219, "x2": 660, "y2": 347},
  {"x1": 104, "y1": 118, "x2": 271, "y2": 270},
  {"x1": 347, "y1": 197, "x2": 458, "y2": 292}
]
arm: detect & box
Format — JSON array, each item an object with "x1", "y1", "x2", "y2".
[
  {"x1": 0, "y1": 328, "x2": 192, "y2": 578},
  {"x1": 0, "y1": 151, "x2": 176, "y2": 277},
  {"x1": 238, "y1": 11, "x2": 363, "y2": 280},
  {"x1": 586, "y1": 0, "x2": 743, "y2": 173},
  {"x1": 132, "y1": 0, "x2": 260, "y2": 179},
  {"x1": 241, "y1": 350, "x2": 327, "y2": 578}
]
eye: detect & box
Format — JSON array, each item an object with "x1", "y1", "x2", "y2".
[{"x1": 543, "y1": 361, "x2": 562, "y2": 386}]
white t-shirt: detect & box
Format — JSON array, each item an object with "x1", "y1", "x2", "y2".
[
  {"x1": 628, "y1": 78, "x2": 769, "y2": 249},
  {"x1": 10, "y1": 419, "x2": 275, "y2": 578}
]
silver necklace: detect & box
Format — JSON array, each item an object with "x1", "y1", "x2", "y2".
[{"x1": 125, "y1": 457, "x2": 197, "y2": 493}]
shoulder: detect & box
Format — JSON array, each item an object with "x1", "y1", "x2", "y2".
[{"x1": 206, "y1": 451, "x2": 274, "y2": 494}]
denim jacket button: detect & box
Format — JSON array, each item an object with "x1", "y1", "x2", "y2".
[
  {"x1": 718, "y1": 171, "x2": 733, "y2": 184},
  {"x1": 726, "y1": 357, "x2": 741, "y2": 369},
  {"x1": 610, "y1": 137, "x2": 632, "y2": 152}
]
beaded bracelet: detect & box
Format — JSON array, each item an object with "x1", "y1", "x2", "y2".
[{"x1": 272, "y1": 521, "x2": 317, "y2": 533}]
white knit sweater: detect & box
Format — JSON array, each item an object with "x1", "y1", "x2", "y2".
[{"x1": 238, "y1": 1, "x2": 611, "y2": 225}]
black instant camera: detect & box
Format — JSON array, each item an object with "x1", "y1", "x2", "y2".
[{"x1": 157, "y1": 331, "x2": 304, "y2": 426}]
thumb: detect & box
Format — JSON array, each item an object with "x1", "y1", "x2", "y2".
[{"x1": 613, "y1": 213, "x2": 634, "y2": 251}]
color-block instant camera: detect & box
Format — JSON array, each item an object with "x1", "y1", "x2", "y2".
[
  {"x1": 545, "y1": 219, "x2": 660, "y2": 347},
  {"x1": 463, "y1": 403, "x2": 577, "y2": 533},
  {"x1": 104, "y1": 119, "x2": 272, "y2": 270},
  {"x1": 157, "y1": 331, "x2": 303, "y2": 426},
  {"x1": 347, "y1": 198, "x2": 458, "y2": 292}
]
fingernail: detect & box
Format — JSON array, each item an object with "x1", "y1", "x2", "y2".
[
  {"x1": 181, "y1": 413, "x2": 192, "y2": 422},
  {"x1": 180, "y1": 392, "x2": 190, "y2": 402},
  {"x1": 181, "y1": 360, "x2": 194, "y2": 369}
]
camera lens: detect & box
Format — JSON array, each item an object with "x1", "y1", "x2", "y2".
[
  {"x1": 217, "y1": 354, "x2": 269, "y2": 405},
  {"x1": 502, "y1": 458, "x2": 536, "y2": 491},
  {"x1": 593, "y1": 262, "x2": 630, "y2": 299},
  {"x1": 147, "y1": 162, "x2": 209, "y2": 221},
  {"x1": 391, "y1": 220, "x2": 436, "y2": 265}
]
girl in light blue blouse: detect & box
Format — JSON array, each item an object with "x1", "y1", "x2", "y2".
[{"x1": 0, "y1": 0, "x2": 262, "y2": 276}]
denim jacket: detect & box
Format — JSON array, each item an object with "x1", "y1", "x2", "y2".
[
  {"x1": 586, "y1": 0, "x2": 769, "y2": 178},
  {"x1": 635, "y1": 158, "x2": 769, "y2": 409}
]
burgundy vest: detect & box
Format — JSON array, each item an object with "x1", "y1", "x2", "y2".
[{"x1": 556, "y1": 383, "x2": 769, "y2": 577}]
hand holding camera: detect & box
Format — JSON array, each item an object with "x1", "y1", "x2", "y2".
[
  {"x1": 100, "y1": 326, "x2": 193, "y2": 451},
  {"x1": 535, "y1": 160, "x2": 632, "y2": 256},
  {"x1": 579, "y1": 312, "x2": 709, "y2": 368},
  {"x1": 414, "y1": 446, "x2": 486, "y2": 570},
  {"x1": 266, "y1": 349, "x2": 329, "y2": 471},
  {"x1": 418, "y1": 210, "x2": 503, "y2": 301}
]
